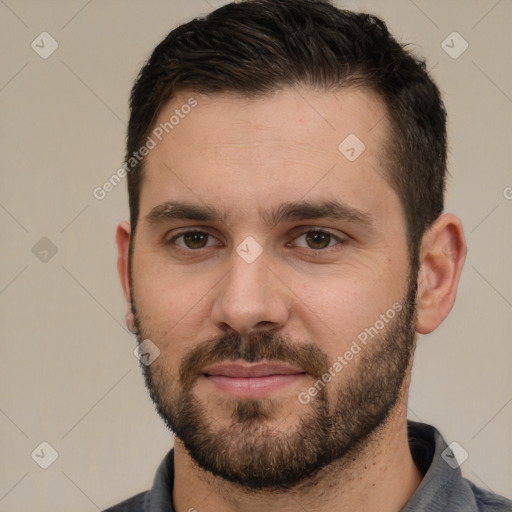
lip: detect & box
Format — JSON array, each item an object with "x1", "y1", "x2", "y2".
[
  {"x1": 202, "y1": 361, "x2": 306, "y2": 398},
  {"x1": 203, "y1": 361, "x2": 304, "y2": 378}
]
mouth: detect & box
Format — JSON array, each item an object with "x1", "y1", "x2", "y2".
[{"x1": 202, "y1": 361, "x2": 307, "y2": 398}]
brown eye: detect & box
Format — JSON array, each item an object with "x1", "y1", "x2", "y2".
[
  {"x1": 291, "y1": 229, "x2": 341, "y2": 251},
  {"x1": 304, "y1": 230, "x2": 332, "y2": 249},
  {"x1": 170, "y1": 231, "x2": 216, "y2": 250},
  {"x1": 183, "y1": 232, "x2": 209, "y2": 249}
]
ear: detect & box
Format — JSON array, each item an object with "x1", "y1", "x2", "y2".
[
  {"x1": 416, "y1": 213, "x2": 467, "y2": 335},
  {"x1": 116, "y1": 221, "x2": 136, "y2": 334}
]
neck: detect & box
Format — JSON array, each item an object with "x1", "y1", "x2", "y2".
[{"x1": 172, "y1": 400, "x2": 422, "y2": 512}]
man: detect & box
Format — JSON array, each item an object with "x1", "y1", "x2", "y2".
[{"x1": 107, "y1": 0, "x2": 512, "y2": 510}]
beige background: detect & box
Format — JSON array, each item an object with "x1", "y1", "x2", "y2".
[{"x1": 1, "y1": 1, "x2": 511, "y2": 510}]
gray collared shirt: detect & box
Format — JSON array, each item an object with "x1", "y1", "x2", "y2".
[{"x1": 103, "y1": 421, "x2": 512, "y2": 511}]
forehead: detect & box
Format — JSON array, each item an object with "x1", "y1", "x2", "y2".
[{"x1": 139, "y1": 86, "x2": 399, "y2": 229}]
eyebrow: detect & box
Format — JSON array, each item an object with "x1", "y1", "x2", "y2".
[{"x1": 145, "y1": 199, "x2": 374, "y2": 232}]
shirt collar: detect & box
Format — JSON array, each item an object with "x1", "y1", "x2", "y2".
[{"x1": 402, "y1": 420, "x2": 480, "y2": 511}]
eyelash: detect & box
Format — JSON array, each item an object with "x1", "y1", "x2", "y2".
[{"x1": 166, "y1": 228, "x2": 346, "y2": 254}]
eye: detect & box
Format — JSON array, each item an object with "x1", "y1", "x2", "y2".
[
  {"x1": 166, "y1": 228, "x2": 345, "y2": 253},
  {"x1": 169, "y1": 230, "x2": 219, "y2": 250},
  {"x1": 290, "y1": 229, "x2": 344, "y2": 251}
]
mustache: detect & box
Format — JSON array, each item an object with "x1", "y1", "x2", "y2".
[{"x1": 178, "y1": 331, "x2": 330, "y2": 391}]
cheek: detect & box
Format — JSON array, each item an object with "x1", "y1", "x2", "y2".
[
  {"x1": 132, "y1": 258, "x2": 215, "y2": 352},
  {"x1": 291, "y1": 265, "x2": 403, "y2": 355}
]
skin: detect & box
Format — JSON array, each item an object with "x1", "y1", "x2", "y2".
[{"x1": 116, "y1": 86, "x2": 467, "y2": 512}]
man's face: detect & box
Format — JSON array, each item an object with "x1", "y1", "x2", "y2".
[{"x1": 129, "y1": 87, "x2": 417, "y2": 489}]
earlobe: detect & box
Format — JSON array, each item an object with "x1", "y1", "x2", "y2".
[
  {"x1": 125, "y1": 310, "x2": 136, "y2": 334},
  {"x1": 415, "y1": 214, "x2": 467, "y2": 335},
  {"x1": 115, "y1": 221, "x2": 134, "y2": 331}
]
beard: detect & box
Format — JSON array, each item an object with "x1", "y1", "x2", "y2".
[{"x1": 131, "y1": 273, "x2": 418, "y2": 491}]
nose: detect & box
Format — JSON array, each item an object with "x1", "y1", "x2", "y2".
[{"x1": 211, "y1": 246, "x2": 291, "y2": 336}]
